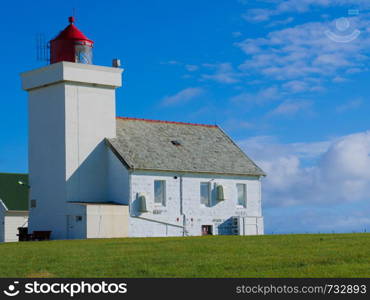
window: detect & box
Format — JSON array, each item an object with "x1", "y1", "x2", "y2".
[
  {"x1": 154, "y1": 180, "x2": 166, "y2": 206},
  {"x1": 236, "y1": 184, "x2": 247, "y2": 207},
  {"x1": 171, "y1": 140, "x2": 181, "y2": 146},
  {"x1": 200, "y1": 182, "x2": 211, "y2": 206},
  {"x1": 30, "y1": 199, "x2": 37, "y2": 208}
]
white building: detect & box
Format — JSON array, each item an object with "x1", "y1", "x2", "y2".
[
  {"x1": 19, "y1": 17, "x2": 265, "y2": 240},
  {"x1": 0, "y1": 173, "x2": 29, "y2": 242}
]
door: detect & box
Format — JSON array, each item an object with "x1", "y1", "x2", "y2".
[
  {"x1": 202, "y1": 225, "x2": 213, "y2": 235},
  {"x1": 66, "y1": 215, "x2": 83, "y2": 239}
]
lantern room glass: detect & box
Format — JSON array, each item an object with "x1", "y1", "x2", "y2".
[{"x1": 75, "y1": 44, "x2": 93, "y2": 64}]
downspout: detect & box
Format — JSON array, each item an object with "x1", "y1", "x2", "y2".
[
  {"x1": 243, "y1": 217, "x2": 245, "y2": 236},
  {"x1": 257, "y1": 175, "x2": 263, "y2": 235},
  {"x1": 180, "y1": 175, "x2": 186, "y2": 236},
  {"x1": 128, "y1": 170, "x2": 132, "y2": 216}
]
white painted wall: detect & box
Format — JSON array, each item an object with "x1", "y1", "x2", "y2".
[
  {"x1": 64, "y1": 83, "x2": 116, "y2": 205},
  {"x1": 129, "y1": 172, "x2": 183, "y2": 237},
  {"x1": 107, "y1": 149, "x2": 130, "y2": 205},
  {"x1": 4, "y1": 212, "x2": 28, "y2": 242},
  {"x1": 127, "y1": 170, "x2": 263, "y2": 237},
  {"x1": 26, "y1": 82, "x2": 69, "y2": 238},
  {"x1": 21, "y1": 62, "x2": 123, "y2": 240},
  {"x1": 86, "y1": 204, "x2": 128, "y2": 238}
]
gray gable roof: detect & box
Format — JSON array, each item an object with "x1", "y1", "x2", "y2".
[{"x1": 107, "y1": 117, "x2": 265, "y2": 176}]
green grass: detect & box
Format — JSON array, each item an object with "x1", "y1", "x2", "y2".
[{"x1": 0, "y1": 233, "x2": 369, "y2": 278}]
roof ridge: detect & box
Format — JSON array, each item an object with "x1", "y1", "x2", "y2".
[{"x1": 116, "y1": 116, "x2": 218, "y2": 128}]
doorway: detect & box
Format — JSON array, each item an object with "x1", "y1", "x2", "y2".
[{"x1": 202, "y1": 225, "x2": 213, "y2": 235}]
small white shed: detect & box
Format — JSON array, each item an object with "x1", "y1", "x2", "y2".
[
  {"x1": 66, "y1": 202, "x2": 129, "y2": 239},
  {"x1": 0, "y1": 173, "x2": 29, "y2": 242}
]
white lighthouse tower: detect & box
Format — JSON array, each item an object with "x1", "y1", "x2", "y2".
[{"x1": 21, "y1": 17, "x2": 123, "y2": 239}]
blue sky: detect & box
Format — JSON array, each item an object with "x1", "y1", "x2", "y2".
[{"x1": 1, "y1": 0, "x2": 370, "y2": 234}]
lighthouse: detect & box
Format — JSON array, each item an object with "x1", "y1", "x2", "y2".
[
  {"x1": 20, "y1": 17, "x2": 123, "y2": 239},
  {"x1": 50, "y1": 16, "x2": 94, "y2": 64},
  {"x1": 18, "y1": 16, "x2": 265, "y2": 241}
]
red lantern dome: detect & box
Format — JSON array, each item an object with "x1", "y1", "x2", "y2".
[{"x1": 50, "y1": 17, "x2": 94, "y2": 64}]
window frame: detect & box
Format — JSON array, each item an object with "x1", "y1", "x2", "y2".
[
  {"x1": 200, "y1": 182, "x2": 211, "y2": 207},
  {"x1": 236, "y1": 183, "x2": 247, "y2": 208},
  {"x1": 154, "y1": 180, "x2": 166, "y2": 206}
]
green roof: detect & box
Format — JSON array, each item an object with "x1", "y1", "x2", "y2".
[{"x1": 0, "y1": 173, "x2": 29, "y2": 211}]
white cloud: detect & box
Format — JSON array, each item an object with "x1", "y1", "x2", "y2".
[
  {"x1": 161, "y1": 61, "x2": 200, "y2": 74},
  {"x1": 161, "y1": 60, "x2": 181, "y2": 65},
  {"x1": 332, "y1": 76, "x2": 347, "y2": 83},
  {"x1": 161, "y1": 87, "x2": 204, "y2": 106},
  {"x1": 232, "y1": 31, "x2": 243, "y2": 38},
  {"x1": 222, "y1": 119, "x2": 255, "y2": 131},
  {"x1": 346, "y1": 67, "x2": 363, "y2": 74},
  {"x1": 185, "y1": 64, "x2": 199, "y2": 72},
  {"x1": 239, "y1": 131, "x2": 370, "y2": 208},
  {"x1": 335, "y1": 98, "x2": 362, "y2": 113},
  {"x1": 232, "y1": 1, "x2": 370, "y2": 233},
  {"x1": 268, "y1": 99, "x2": 312, "y2": 116},
  {"x1": 265, "y1": 205, "x2": 370, "y2": 233},
  {"x1": 237, "y1": 17, "x2": 370, "y2": 85},
  {"x1": 244, "y1": 8, "x2": 275, "y2": 23},
  {"x1": 201, "y1": 63, "x2": 242, "y2": 84},
  {"x1": 266, "y1": 17, "x2": 295, "y2": 28},
  {"x1": 241, "y1": 135, "x2": 330, "y2": 164},
  {"x1": 282, "y1": 80, "x2": 309, "y2": 93},
  {"x1": 230, "y1": 86, "x2": 281, "y2": 105},
  {"x1": 243, "y1": 0, "x2": 370, "y2": 23}
]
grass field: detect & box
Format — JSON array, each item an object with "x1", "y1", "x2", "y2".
[{"x1": 0, "y1": 233, "x2": 369, "y2": 278}]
